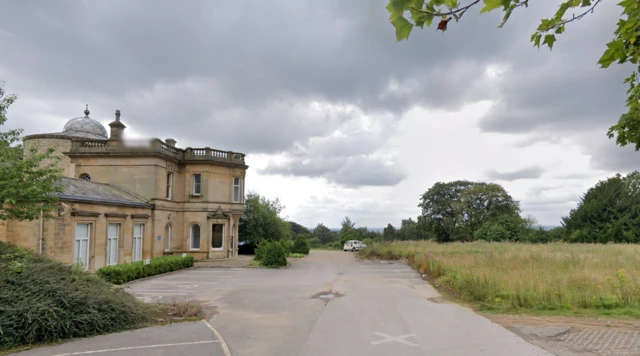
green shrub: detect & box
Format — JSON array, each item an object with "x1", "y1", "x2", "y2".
[
  {"x1": 254, "y1": 240, "x2": 288, "y2": 268},
  {"x1": 0, "y1": 241, "x2": 155, "y2": 350},
  {"x1": 97, "y1": 254, "x2": 194, "y2": 285},
  {"x1": 291, "y1": 234, "x2": 310, "y2": 255},
  {"x1": 307, "y1": 236, "x2": 322, "y2": 248}
]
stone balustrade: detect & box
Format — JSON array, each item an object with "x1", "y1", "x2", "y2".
[{"x1": 69, "y1": 138, "x2": 246, "y2": 166}]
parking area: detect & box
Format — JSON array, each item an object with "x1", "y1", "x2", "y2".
[
  {"x1": 12, "y1": 251, "x2": 555, "y2": 356},
  {"x1": 12, "y1": 321, "x2": 226, "y2": 356}
]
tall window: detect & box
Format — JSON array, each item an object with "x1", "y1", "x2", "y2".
[
  {"x1": 165, "y1": 223, "x2": 171, "y2": 251},
  {"x1": 190, "y1": 224, "x2": 201, "y2": 250},
  {"x1": 166, "y1": 172, "x2": 173, "y2": 200},
  {"x1": 211, "y1": 224, "x2": 224, "y2": 250},
  {"x1": 107, "y1": 223, "x2": 119, "y2": 265},
  {"x1": 74, "y1": 223, "x2": 91, "y2": 268},
  {"x1": 233, "y1": 177, "x2": 242, "y2": 203},
  {"x1": 133, "y1": 224, "x2": 143, "y2": 261},
  {"x1": 193, "y1": 174, "x2": 202, "y2": 195}
]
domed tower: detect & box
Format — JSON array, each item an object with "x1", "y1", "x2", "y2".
[
  {"x1": 61, "y1": 105, "x2": 108, "y2": 140},
  {"x1": 22, "y1": 105, "x2": 109, "y2": 178}
]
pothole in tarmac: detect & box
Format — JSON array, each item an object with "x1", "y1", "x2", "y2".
[{"x1": 311, "y1": 291, "x2": 345, "y2": 303}]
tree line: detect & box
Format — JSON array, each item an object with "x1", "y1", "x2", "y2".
[{"x1": 241, "y1": 170, "x2": 640, "y2": 248}]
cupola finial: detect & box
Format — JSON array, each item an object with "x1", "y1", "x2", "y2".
[{"x1": 84, "y1": 104, "x2": 90, "y2": 116}]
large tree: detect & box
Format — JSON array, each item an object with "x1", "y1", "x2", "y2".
[
  {"x1": 239, "y1": 191, "x2": 291, "y2": 245},
  {"x1": 0, "y1": 82, "x2": 63, "y2": 221},
  {"x1": 418, "y1": 180, "x2": 521, "y2": 242},
  {"x1": 312, "y1": 223, "x2": 338, "y2": 245},
  {"x1": 561, "y1": 171, "x2": 640, "y2": 243},
  {"x1": 385, "y1": 0, "x2": 640, "y2": 149}
]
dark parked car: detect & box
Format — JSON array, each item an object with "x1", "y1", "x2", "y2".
[{"x1": 238, "y1": 240, "x2": 256, "y2": 255}]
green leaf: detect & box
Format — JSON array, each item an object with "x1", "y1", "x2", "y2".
[
  {"x1": 391, "y1": 16, "x2": 414, "y2": 41},
  {"x1": 444, "y1": 0, "x2": 458, "y2": 8},
  {"x1": 543, "y1": 34, "x2": 556, "y2": 49},
  {"x1": 386, "y1": 0, "x2": 409, "y2": 19},
  {"x1": 480, "y1": 0, "x2": 502, "y2": 13},
  {"x1": 425, "y1": 14, "x2": 434, "y2": 27}
]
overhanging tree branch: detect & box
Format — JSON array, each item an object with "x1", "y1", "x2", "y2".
[{"x1": 552, "y1": 0, "x2": 603, "y2": 30}]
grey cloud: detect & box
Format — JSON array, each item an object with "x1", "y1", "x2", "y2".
[
  {"x1": 261, "y1": 155, "x2": 406, "y2": 187},
  {"x1": 478, "y1": 0, "x2": 631, "y2": 134},
  {"x1": 0, "y1": 0, "x2": 629, "y2": 196},
  {"x1": 0, "y1": 0, "x2": 547, "y2": 154},
  {"x1": 576, "y1": 128, "x2": 640, "y2": 173},
  {"x1": 486, "y1": 166, "x2": 544, "y2": 181}
]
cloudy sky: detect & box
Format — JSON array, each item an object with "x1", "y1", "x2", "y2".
[{"x1": 0, "y1": 0, "x2": 635, "y2": 229}]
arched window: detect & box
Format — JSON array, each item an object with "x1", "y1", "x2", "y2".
[
  {"x1": 165, "y1": 223, "x2": 172, "y2": 251},
  {"x1": 79, "y1": 173, "x2": 91, "y2": 181},
  {"x1": 190, "y1": 224, "x2": 201, "y2": 250}
]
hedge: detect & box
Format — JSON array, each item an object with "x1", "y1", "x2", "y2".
[
  {"x1": 0, "y1": 241, "x2": 155, "y2": 349},
  {"x1": 96, "y1": 254, "x2": 194, "y2": 284}
]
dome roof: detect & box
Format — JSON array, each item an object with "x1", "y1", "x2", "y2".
[{"x1": 62, "y1": 105, "x2": 108, "y2": 139}]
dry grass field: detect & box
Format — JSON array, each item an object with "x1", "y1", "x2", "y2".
[{"x1": 358, "y1": 241, "x2": 640, "y2": 317}]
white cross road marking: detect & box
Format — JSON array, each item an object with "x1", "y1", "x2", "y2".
[
  {"x1": 370, "y1": 332, "x2": 418, "y2": 347},
  {"x1": 49, "y1": 340, "x2": 218, "y2": 356}
]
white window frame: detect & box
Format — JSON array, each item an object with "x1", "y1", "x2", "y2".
[
  {"x1": 190, "y1": 224, "x2": 201, "y2": 250},
  {"x1": 107, "y1": 223, "x2": 120, "y2": 266},
  {"x1": 211, "y1": 223, "x2": 224, "y2": 251},
  {"x1": 166, "y1": 172, "x2": 173, "y2": 200},
  {"x1": 133, "y1": 223, "x2": 144, "y2": 261},
  {"x1": 164, "y1": 223, "x2": 172, "y2": 252},
  {"x1": 233, "y1": 177, "x2": 241, "y2": 203},
  {"x1": 74, "y1": 223, "x2": 91, "y2": 269},
  {"x1": 192, "y1": 174, "x2": 202, "y2": 195}
]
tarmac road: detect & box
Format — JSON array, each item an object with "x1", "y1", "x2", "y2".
[{"x1": 13, "y1": 250, "x2": 555, "y2": 356}]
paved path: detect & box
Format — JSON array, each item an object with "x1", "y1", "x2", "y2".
[{"x1": 14, "y1": 251, "x2": 554, "y2": 355}]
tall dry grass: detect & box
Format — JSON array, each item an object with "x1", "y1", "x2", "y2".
[{"x1": 359, "y1": 241, "x2": 640, "y2": 314}]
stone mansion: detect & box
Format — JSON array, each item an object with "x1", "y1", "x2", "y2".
[{"x1": 0, "y1": 106, "x2": 247, "y2": 270}]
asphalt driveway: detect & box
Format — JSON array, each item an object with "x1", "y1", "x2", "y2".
[{"x1": 13, "y1": 251, "x2": 554, "y2": 356}]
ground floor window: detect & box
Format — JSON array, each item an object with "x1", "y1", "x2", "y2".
[
  {"x1": 212, "y1": 224, "x2": 224, "y2": 249},
  {"x1": 74, "y1": 223, "x2": 91, "y2": 268},
  {"x1": 165, "y1": 223, "x2": 172, "y2": 251},
  {"x1": 133, "y1": 224, "x2": 143, "y2": 261},
  {"x1": 107, "y1": 223, "x2": 119, "y2": 265},
  {"x1": 190, "y1": 224, "x2": 201, "y2": 250}
]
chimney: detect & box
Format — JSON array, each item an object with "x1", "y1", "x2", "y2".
[
  {"x1": 165, "y1": 138, "x2": 177, "y2": 147},
  {"x1": 109, "y1": 109, "x2": 126, "y2": 141}
]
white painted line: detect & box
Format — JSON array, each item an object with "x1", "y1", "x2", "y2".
[
  {"x1": 371, "y1": 332, "x2": 418, "y2": 347},
  {"x1": 203, "y1": 320, "x2": 231, "y2": 356},
  {"x1": 49, "y1": 340, "x2": 218, "y2": 355}
]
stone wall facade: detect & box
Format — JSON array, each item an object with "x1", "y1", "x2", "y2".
[{"x1": 2, "y1": 113, "x2": 248, "y2": 270}]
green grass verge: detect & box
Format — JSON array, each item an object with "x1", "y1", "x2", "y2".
[{"x1": 358, "y1": 241, "x2": 640, "y2": 318}]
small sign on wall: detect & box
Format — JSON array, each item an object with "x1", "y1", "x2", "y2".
[
  {"x1": 144, "y1": 259, "x2": 150, "y2": 265},
  {"x1": 157, "y1": 235, "x2": 162, "y2": 241},
  {"x1": 182, "y1": 253, "x2": 187, "y2": 258}
]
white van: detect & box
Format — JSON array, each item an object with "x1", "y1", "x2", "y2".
[{"x1": 343, "y1": 240, "x2": 366, "y2": 252}]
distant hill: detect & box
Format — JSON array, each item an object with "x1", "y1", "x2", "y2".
[{"x1": 533, "y1": 225, "x2": 561, "y2": 231}]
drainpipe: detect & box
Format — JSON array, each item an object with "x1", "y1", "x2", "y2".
[{"x1": 39, "y1": 210, "x2": 43, "y2": 255}]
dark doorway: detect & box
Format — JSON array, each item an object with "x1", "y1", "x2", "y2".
[{"x1": 211, "y1": 224, "x2": 223, "y2": 249}]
